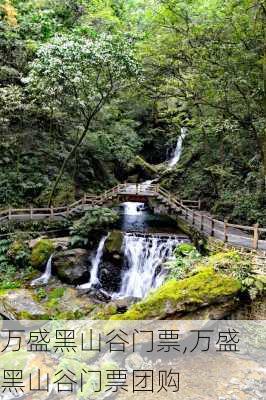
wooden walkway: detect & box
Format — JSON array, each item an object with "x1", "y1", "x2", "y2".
[{"x1": 0, "y1": 183, "x2": 265, "y2": 251}]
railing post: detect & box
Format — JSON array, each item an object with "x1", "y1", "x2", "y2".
[
  {"x1": 192, "y1": 210, "x2": 195, "y2": 225},
  {"x1": 211, "y1": 219, "x2": 214, "y2": 236},
  {"x1": 136, "y1": 183, "x2": 139, "y2": 194},
  {"x1": 198, "y1": 199, "x2": 201, "y2": 210},
  {"x1": 66, "y1": 206, "x2": 70, "y2": 217},
  {"x1": 224, "y1": 219, "x2": 228, "y2": 242},
  {"x1": 8, "y1": 207, "x2": 11, "y2": 220},
  {"x1": 200, "y1": 214, "x2": 204, "y2": 231},
  {"x1": 82, "y1": 195, "x2": 86, "y2": 210},
  {"x1": 50, "y1": 206, "x2": 54, "y2": 220},
  {"x1": 30, "y1": 205, "x2": 33, "y2": 220},
  {"x1": 253, "y1": 223, "x2": 259, "y2": 250},
  {"x1": 156, "y1": 184, "x2": 160, "y2": 193}
]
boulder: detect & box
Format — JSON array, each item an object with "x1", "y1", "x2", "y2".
[
  {"x1": 48, "y1": 288, "x2": 96, "y2": 318},
  {"x1": 31, "y1": 239, "x2": 55, "y2": 268},
  {"x1": 111, "y1": 267, "x2": 241, "y2": 320},
  {"x1": 104, "y1": 230, "x2": 123, "y2": 258},
  {"x1": 99, "y1": 261, "x2": 123, "y2": 293},
  {"x1": 112, "y1": 297, "x2": 139, "y2": 313},
  {"x1": 53, "y1": 248, "x2": 90, "y2": 285},
  {"x1": 0, "y1": 289, "x2": 47, "y2": 319}
]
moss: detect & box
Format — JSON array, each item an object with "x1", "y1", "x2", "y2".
[
  {"x1": 45, "y1": 287, "x2": 65, "y2": 309},
  {"x1": 111, "y1": 267, "x2": 241, "y2": 320},
  {"x1": 208, "y1": 251, "x2": 241, "y2": 265},
  {"x1": 31, "y1": 239, "x2": 55, "y2": 268},
  {"x1": 135, "y1": 155, "x2": 159, "y2": 175},
  {"x1": 93, "y1": 303, "x2": 118, "y2": 320}
]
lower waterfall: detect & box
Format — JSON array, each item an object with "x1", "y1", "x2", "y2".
[
  {"x1": 78, "y1": 235, "x2": 108, "y2": 290},
  {"x1": 31, "y1": 254, "x2": 53, "y2": 286},
  {"x1": 113, "y1": 232, "x2": 189, "y2": 299}
]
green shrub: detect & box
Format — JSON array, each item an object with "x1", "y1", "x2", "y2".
[
  {"x1": 70, "y1": 207, "x2": 119, "y2": 247},
  {"x1": 7, "y1": 240, "x2": 30, "y2": 267},
  {"x1": 165, "y1": 243, "x2": 201, "y2": 280}
]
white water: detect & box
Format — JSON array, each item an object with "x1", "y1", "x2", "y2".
[
  {"x1": 114, "y1": 233, "x2": 188, "y2": 299},
  {"x1": 78, "y1": 235, "x2": 108, "y2": 290},
  {"x1": 31, "y1": 255, "x2": 53, "y2": 286},
  {"x1": 123, "y1": 202, "x2": 145, "y2": 215},
  {"x1": 168, "y1": 127, "x2": 187, "y2": 167}
]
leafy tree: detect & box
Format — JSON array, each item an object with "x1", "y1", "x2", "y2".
[{"x1": 25, "y1": 32, "x2": 139, "y2": 205}]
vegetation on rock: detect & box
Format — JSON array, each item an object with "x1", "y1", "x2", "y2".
[
  {"x1": 111, "y1": 267, "x2": 241, "y2": 320},
  {"x1": 30, "y1": 239, "x2": 55, "y2": 268}
]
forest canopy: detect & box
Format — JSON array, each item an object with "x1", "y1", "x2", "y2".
[{"x1": 0, "y1": 0, "x2": 265, "y2": 225}]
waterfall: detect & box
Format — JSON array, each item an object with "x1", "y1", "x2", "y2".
[
  {"x1": 78, "y1": 235, "x2": 108, "y2": 290},
  {"x1": 113, "y1": 233, "x2": 189, "y2": 299},
  {"x1": 123, "y1": 202, "x2": 144, "y2": 215},
  {"x1": 31, "y1": 254, "x2": 53, "y2": 286},
  {"x1": 122, "y1": 201, "x2": 149, "y2": 231},
  {"x1": 168, "y1": 127, "x2": 187, "y2": 167}
]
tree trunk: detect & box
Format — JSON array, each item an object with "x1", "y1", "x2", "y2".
[{"x1": 48, "y1": 123, "x2": 90, "y2": 207}]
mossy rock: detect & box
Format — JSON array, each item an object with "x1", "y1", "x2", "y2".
[
  {"x1": 111, "y1": 267, "x2": 241, "y2": 320},
  {"x1": 0, "y1": 289, "x2": 48, "y2": 319},
  {"x1": 31, "y1": 239, "x2": 55, "y2": 268},
  {"x1": 135, "y1": 156, "x2": 159, "y2": 176},
  {"x1": 104, "y1": 230, "x2": 123, "y2": 255}
]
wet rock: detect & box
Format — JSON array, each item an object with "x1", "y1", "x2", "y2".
[
  {"x1": 99, "y1": 261, "x2": 123, "y2": 293},
  {"x1": 52, "y1": 288, "x2": 95, "y2": 317},
  {"x1": 78, "y1": 288, "x2": 111, "y2": 303},
  {"x1": 113, "y1": 297, "x2": 140, "y2": 313},
  {"x1": 0, "y1": 289, "x2": 47, "y2": 319},
  {"x1": 53, "y1": 248, "x2": 90, "y2": 285}
]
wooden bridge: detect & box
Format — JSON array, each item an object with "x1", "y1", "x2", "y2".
[{"x1": 0, "y1": 183, "x2": 265, "y2": 251}]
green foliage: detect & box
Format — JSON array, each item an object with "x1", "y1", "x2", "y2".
[
  {"x1": 174, "y1": 243, "x2": 198, "y2": 257},
  {"x1": 203, "y1": 250, "x2": 265, "y2": 300},
  {"x1": 165, "y1": 243, "x2": 201, "y2": 280},
  {"x1": 70, "y1": 207, "x2": 119, "y2": 247},
  {"x1": 7, "y1": 240, "x2": 30, "y2": 267},
  {"x1": 30, "y1": 239, "x2": 55, "y2": 268},
  {"x1": 35, "y1": 287, "x2": 47, "y2": 301},
  {"x1": 0, "y1": 0, "x2": 266, "y2": 228},
  {"x1": 0, "y1": 239, "x2": 21, "y2": 289}
]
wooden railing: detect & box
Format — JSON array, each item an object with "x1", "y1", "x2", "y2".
[{"x1": 0, "y1": 183, "x2": 265, "y2": 251}]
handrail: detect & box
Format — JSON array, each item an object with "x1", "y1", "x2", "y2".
[{"x1": 0, "y1": 183, "x2": 265, "y2": 250}]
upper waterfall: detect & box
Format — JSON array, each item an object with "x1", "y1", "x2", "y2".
[{"x1": 168, "y1": 127, "x2": 187, "y2": 167}]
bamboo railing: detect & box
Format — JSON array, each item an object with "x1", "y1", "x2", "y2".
[{"x1": 0, "y1": 183, "x2": 265, "y2": 251}]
